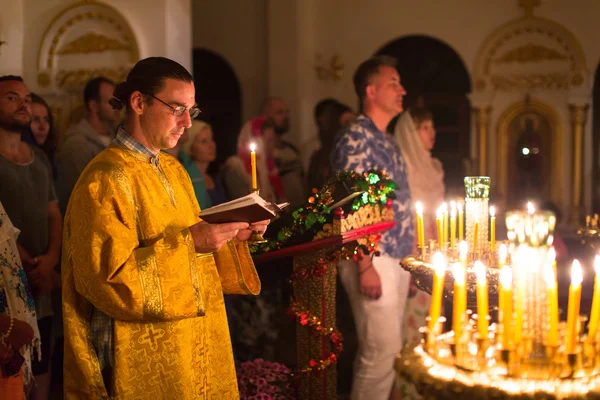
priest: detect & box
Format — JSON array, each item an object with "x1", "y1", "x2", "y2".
[{"x1": 62, "y1": 57, "x2": 267, "y2": 399}]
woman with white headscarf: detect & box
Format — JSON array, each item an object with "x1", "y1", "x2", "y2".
[{"x1": 393, "y1": 107, "x2": 445, "y2": 399}]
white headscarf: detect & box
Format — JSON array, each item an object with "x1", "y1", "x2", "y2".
[{"x1": 394, "y1": 112, "x2": 445, "y2": 234}]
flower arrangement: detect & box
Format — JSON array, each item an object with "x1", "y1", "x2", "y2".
[{"x1": 237, "y1": 358, "x2": 294, "y2": 399}]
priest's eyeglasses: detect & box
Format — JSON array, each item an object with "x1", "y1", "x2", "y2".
[{"x1": 144, "y1": 93, "x2": 201, "y2": 119}]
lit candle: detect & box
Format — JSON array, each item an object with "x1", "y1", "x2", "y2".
[
  {"x1": 250, "y1": 143, "x2": 258, "y2": 190},
  {"x1": 587, "y1": 256, "x2": 600, "y2": 342},
  {"x1": 459, "y1": 241, "x2": 468, "y2": 267},
  {"x1": 416, "y1": 202, "x2": 425, "y2": 248},
  {"x1": 428, "y1": 252, "x2": 446, "y2": 332},
  {"x1": 473, "y1": 218, "x2": 479, "y2": 254},
  {"x1": 450, "y1": 202, "x2": 456, "y2": 249},
  {"x1": 566, "y1": 260, "x2": 583, "y2": 353},
  {"x1": 474, "y1": 261, "x2": 489, "y2": 339},
  {"x1": 458, "y1": 201, "x2": 464, "y2": 241},
  {"x1": 545, "y1": 263, "x2": 559, "y2": 347},
  {"x1": 514, "y1": 270, "x2": 524, "y2": 345},
  {"x1": 436, "y1": 208, "x2": 443, "y2": 250},
  {"x1": 499, "y1": 266, "x2": 513, "y2": 349},
  {"x1": 452, "y1": 262, "x2": 466, "y2": 344},
  {"x1": 489, "y1": 206, "x2": 496, "y2": 254},
  {"x1": 443, "y1": 203, "x2": 449, "y2": 247},
  {"x1": 527, "y1": 201, "x2": 535, "y2": 215},
  {"x1": 548, "y1": 247, "x2": 557, "y2": 276},
  {"x1": 498, "y1": 244, "x2": 507, "y2": 268}
]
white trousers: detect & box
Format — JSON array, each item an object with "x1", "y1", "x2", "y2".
[{"x1": 338, "y1": 254, "x2": 410, "y2": 400}]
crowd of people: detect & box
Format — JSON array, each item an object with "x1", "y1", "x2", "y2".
[{"x1": 0, "y1": 54, "x2": 446, "y2": 400}]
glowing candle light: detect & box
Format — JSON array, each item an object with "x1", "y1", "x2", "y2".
[
  {"x1": 459, "y1": 241, "x2": 468, "y2": 267},
  {"x1": 545, "y1": 263, "x2": 559, "y2": 347},
  {"x1": 566, "y1": 260, "x2": 583, "y2": 353},
  {"x1": 428, "y1": 252, "x2": 446, "y2": 333},
  {"x1": 587, "y1": 256, "x2": 600, "y2": 343},
  {"x1": 527, "y1": 201, "x2": 535, "y2": 215},
  {"x1": 452, "y1": 262, "x2": 467, "y2": 344},
  {"x1": 458, "y1": 201, "x2": 464, "y2": 241},
  {"x1": 450, "y1": 202, "x2": 457, "y2": 249},
  {"x1": 250, "y1": 143, "x2": 257, "y2": 190},
  {"x1": 443, "y1": 203, "x2": 449, "y2": 248},
  {"x1": 489, "y1": 206, "x2": 496, "y2": 254},
  {"x1": 473, "y1": 217, "x2": 479, "y2": 254},
  {"x1": 499, "y1": 266, "x2": 513, "y2": 349},
  {"x1": 498, "y1": 244, "x2": 507, "y2": 268},
  {"x1": 416, "y1": 202, "x2": 425, "y2": 248},
  {"x1": 548, "y1": 247, "x2": 557, "y2": 276},
  {"x1": 474, "y1": 261, "x2": 489, "y2": 339}
]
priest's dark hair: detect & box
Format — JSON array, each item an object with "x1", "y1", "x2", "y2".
[
  {"x1": 0, "y1": 75, "x2": 24, "y2": 84},
  {"x1": 110, "y1": 57, "x2": 193, "y2": 111},
  {"x1": 353, "y1": 55, "x2": 398, "y2": 103}
]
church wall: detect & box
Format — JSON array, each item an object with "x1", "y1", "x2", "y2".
[
  {"x1": 191, "y1": 0, "x2": 268, "y2": 122},
  {"x1": 0, "y1": 0, "x2": 25, "y2": 76}
]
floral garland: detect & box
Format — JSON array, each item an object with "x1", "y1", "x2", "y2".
[
  {"x1": 287, "y1": 233, "x2": 382, "y2": 376},
  {"x1": 251, "y1": 170, "x2": 396, "y2": 254}
]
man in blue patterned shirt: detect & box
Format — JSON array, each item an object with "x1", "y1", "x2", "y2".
[{"x1": 332, "y1": 55, "x2": 414, "y2": 399}]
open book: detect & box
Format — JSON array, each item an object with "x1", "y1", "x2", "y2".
[{"x1": 199, "y1": 192, "x2": 290, "y2": 224}]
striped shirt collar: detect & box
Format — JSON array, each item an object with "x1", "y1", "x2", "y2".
[{"x1": 114, "y1": 126, "x2": 160, "y2": 166}]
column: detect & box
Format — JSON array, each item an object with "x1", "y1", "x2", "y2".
[
  {"x1": 473, "y1": 106, "x2": 491, "y2": 176},
  {"x1": 570, "y1": 104, "x2": 589, "y2": 224}
]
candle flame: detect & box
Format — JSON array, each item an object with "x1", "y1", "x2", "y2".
[
  {"x1": 527, "y1": 201, "x2": 535, "y2": 215},
  {"x1": 250, "y1": 143, "x2": 256, "y2": 152},
  {"x1": 500, "y1": 265, "x2": 512, "y2": 287},
  {"x1": 489, "y1": 206, "x2": 495, "y2": 218},
  {"x1": 436, "y1": 207, "x2": 443, "y2": 219},
  {"x1": 432, "y1": 252, "x2": 446, "y2": 277},
  {"x1": 548, "y1": 247, "x2": 556, "y2": 263},
  {"x1": 441, "y1": 202, "x2": 448, "y2": 212},
  {"x1": 474, "y1": 261, "x2": 486, "y2": 282},
  {"x1": 416, "y1": 201, "x2": 423, "y2": 215},
  {"x1": 459, "y1": 241, "x2": 468, "y2": 261},
  {"x1": 571, "y1": 260, "x2": 583, "y2": 286},
  {"x1": 595, "y1": 255, "x2": 600, "y2": 276},
  {"x1": 544, "y1": 263, "x2": 556, "y2": 288},
  {"x1": 499, "y1": 244, "x2": 507, "y2": 263},
  {"x1": 457, "y1": 201, "x2": 463, "y2": 212},
  {"x1": 452, "y1": 262, "x2": 465, "y2": 285}
]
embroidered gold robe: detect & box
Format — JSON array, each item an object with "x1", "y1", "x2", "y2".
[{"x1": 62, "y1": 146, "x2": 260, "y2": 399}]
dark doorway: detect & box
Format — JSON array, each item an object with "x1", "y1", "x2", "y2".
[
  {"x1": 376, "y1": 35, "x2": 472, "y2": 197},
  {"x1": 192, "y1": 49, "x2": 242, "y2": 167}
]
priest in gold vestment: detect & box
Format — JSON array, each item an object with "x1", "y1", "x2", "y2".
[{"x1": 62, "y1": 57, "x2": 267, "y2": 399}]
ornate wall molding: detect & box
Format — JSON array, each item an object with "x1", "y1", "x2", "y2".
[
  {"x1": 494, "y1": 44, "x2": 567, "y2": 64},
  {"x1": 58, "y1": 32, "x2": 131, "y2": 55}
]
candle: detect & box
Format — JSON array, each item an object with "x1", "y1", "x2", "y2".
[
  {"x1": 527, "y1": 201, "x2": 535, "y2": 215},
  {"x1": 548, "y1": 247, "x2": 557, "y2": 276},
  {"x1": 436, "y1": 208, "x2": 443, "y2": 249},
  {"x1": 459, "y1": 241, "x2": 468, "y2": 267},
  {"x1": 587, "y1": 256, "x2": 600, "y2": 342},
  {"x1": 473, "y1": 219, "x2": 479, "y2": 254},
  {"x1": 450, "y1": 202, "x2": 456, "y2": 249},
  {"x1": 428, "y1": 252, "x2": 446, "y2": 333},
  {"x1": 452, "y1": 262, "x2": 467, "y2": 344},
  {"x1": 250, "y1": 143, "x2": 258, "y2": 190},
  {"x1": 474, "y1": 261, "x2": 489, "y2": 339},
  {"x1": 443, "y1": 203, "x2": 449, "y2": 247},
  {"x1": 458, "y1": 201, "x2": 464, "y2": 241},
  {"x1": 566, "y1": 260, "x2": 583, "y2": 353},
  {"x1": 498, "y1": 244, "x2": 507, "y2": 268},
  {"x1": 499, "y1": 266, "x2": 513, "y2": 349},
  {"x1": 489, "y1": 206, "x2": 496, "y2": 254},
  {"x1": 416, "y1": 202, "x2": 425, "y2": 248},
  {"x1": 514, "y1": 268, "x2": 524, "y2": 345},
  {"x1": 545, "y1": 263, "x2": 559, "y2": 347}
]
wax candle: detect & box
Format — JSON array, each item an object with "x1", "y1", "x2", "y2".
[
  {"x1": 566, "y1": 260, "x2": 583, "y2": 353},
  {"x1": 428, "y1": 252, "x2": 446, "y2": 333},
  {"x1": 474, "y1": 261, "x2": 489, "y2": 339},
  {"x1": 544, "y1": 263, "x2": 559, "y2": 347},
  {"x1": 458, "y1": 201, "x2": 464, "y2": 241},
  {"x1": 416, "y1": 202, "x2": 425, "y2": 248},
  {"x1": 499, "y1": 266, "x2": 513, "y2": 349},
  {"x1": 459, "y1": 241, "x2": 468, "y2": 267},
  {"x1": 498, "y1": 244, "x2": 507, "y2": 268},
  {"x1": 436, "y1": 208, "x2": 443, "y2": 249},
  {"x1": 548, "y1": 247, "x2": 557, "y2": 276},
  {"x1": 473, "y1": 219, "x2": 479, "y2": 254},
  {"x1": 452, "y1": 262, "x2": 466, "y2": 344},
  {"x1": 587, "y1": 255, "x2": 600, "y2": 342},
  {"x1": 250, "y1": 143, "x2": 257, "y2": 190},
  {"x1": 443, "y1": 203, "x2": 449, "y2": 247}
]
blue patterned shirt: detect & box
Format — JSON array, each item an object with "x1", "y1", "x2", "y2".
[{"x1": 331, "y1": 114, "x2": 414, "y2": 259}]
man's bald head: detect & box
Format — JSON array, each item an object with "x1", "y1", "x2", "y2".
[{"x1": 259, "y1": 96, "x2": 289, "y2": 135}]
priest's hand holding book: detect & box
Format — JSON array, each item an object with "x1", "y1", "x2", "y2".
[{"x1": 190, "y1": 219, "x2": 270, "y2": 253}]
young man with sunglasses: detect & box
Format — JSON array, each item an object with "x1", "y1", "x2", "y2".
[{"x1": 61, "y1": 57, "x2": 268, "y2": 399}]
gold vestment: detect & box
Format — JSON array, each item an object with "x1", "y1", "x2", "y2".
[{"x1": 62, "y1": 146, "x2": 260, "y2": 399}]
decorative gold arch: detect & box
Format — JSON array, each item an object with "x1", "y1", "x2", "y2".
[
  {"x1": 496, "y1": 99, "x2": 563, "y2": 206},
  {"x1": 473, "y1": 16, "x2": 588, "y2": 92}
]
